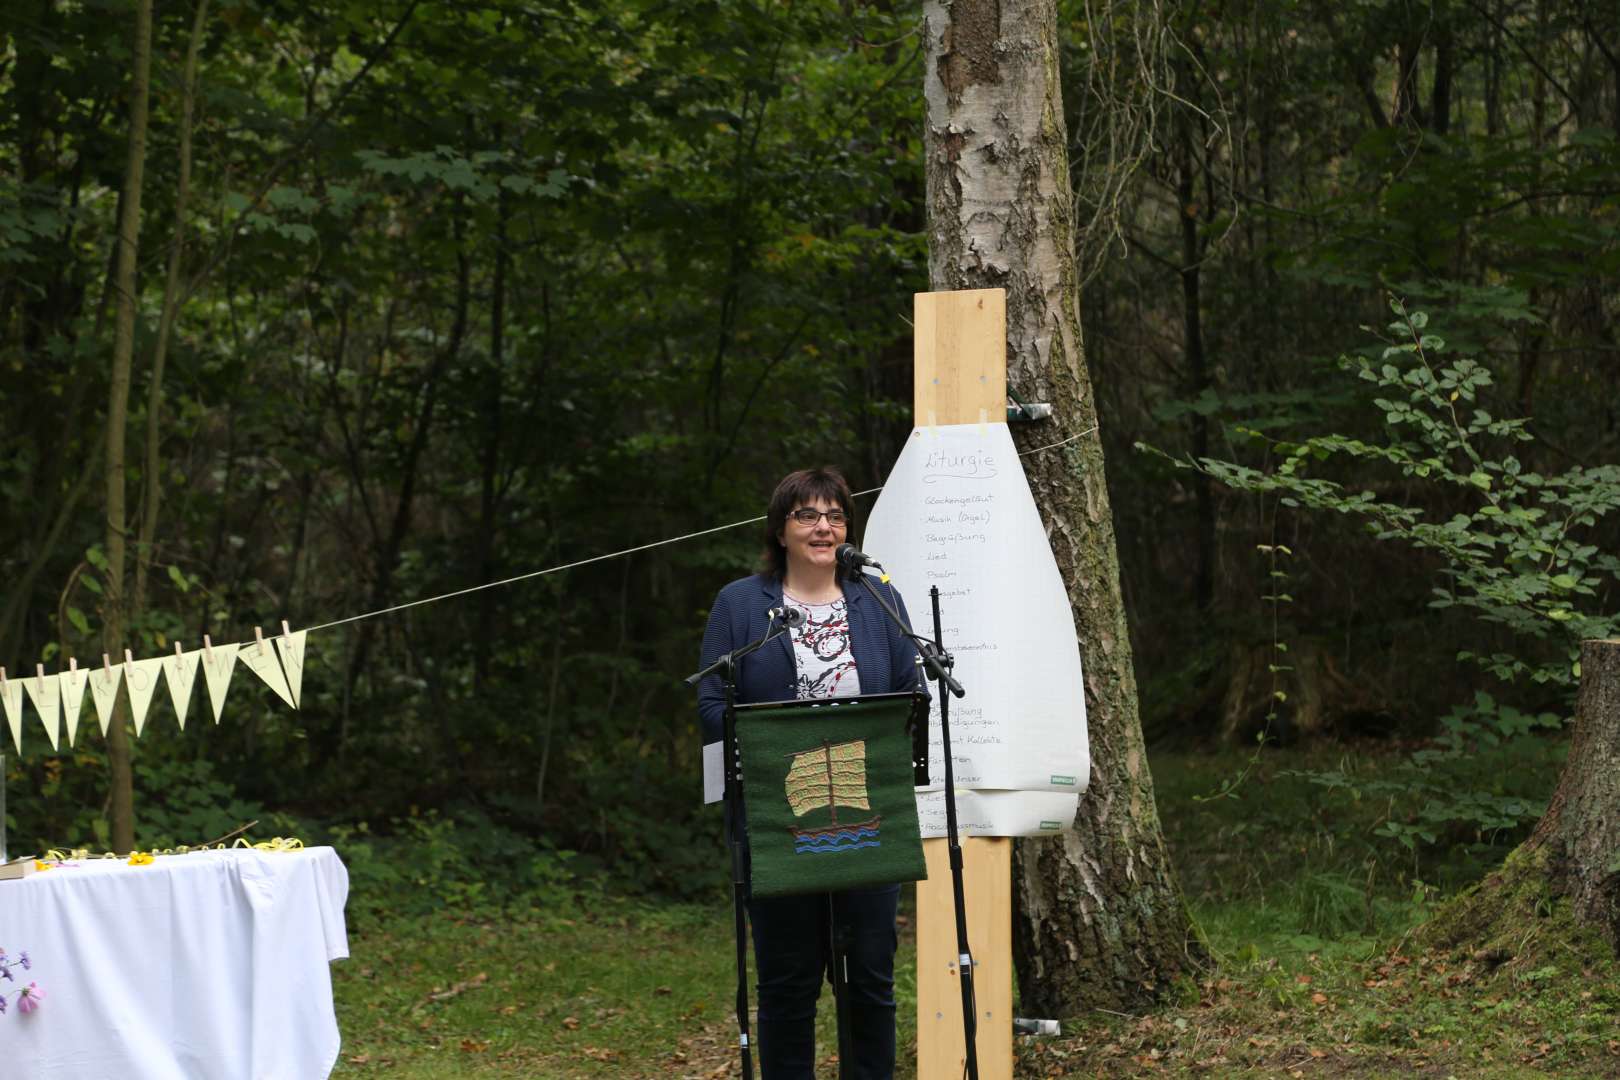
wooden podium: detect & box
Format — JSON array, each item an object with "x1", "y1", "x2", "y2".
[{"x1": 911, "y1": 288, "x2": 1013, "y2": 1080}]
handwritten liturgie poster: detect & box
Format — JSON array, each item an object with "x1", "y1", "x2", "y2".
[{"x1": 863, "y1": 423, "x2": 1090, "y2": 835}]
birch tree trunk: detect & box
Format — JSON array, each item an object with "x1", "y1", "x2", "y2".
[
  {"x1": 922, "y1": 0, "x2": 1203, "y2": 1012},
  {"x1": 104, "y1": 0, "x2": 155, "y2": 855}
]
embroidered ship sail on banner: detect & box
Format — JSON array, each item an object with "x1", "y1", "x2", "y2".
[
  {"x1": 735, "y1": 694, "x2": 926, "y2": 898},
  {"x1": 784, "y1": 738, "x2": 881, "y2": 854}
]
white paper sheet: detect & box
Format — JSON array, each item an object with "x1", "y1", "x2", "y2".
[
  {"x1": 702, "y1": 741, "x2": 724, "y2": 804},
  {"x1": 275, "y1": 628, "x2": 308, "y2": 708},
  {"x1": 89, "y1": 662, "x2": 122, "y2": 737},
  {"x1": 914, "y1": 787, "x2": 1078, "y2": 838},
  {"x1": 163, "y1": 649, "x2": 202, "y2": 730},
  {"x1": 201, "y1": 642, "x2": 240, "y2": 723},
  {"x1": 22, "y1": 671, "x2": 60, "y2": 751},
  {"x1": 862, "y1": 424, "x2": 1090, "y2": 797},
  {"x1": 238, "y1": 639, "x2": 295, "y2": 708},
  {"x1": 123, "y1": 656, "x2": 167, "y2": 737},
  {"x1": 1, "y1": 674, "x2": 23, "y2": 754},
  {"x1": 59, "y1": 665, "x2": 89, "y2": 747}
]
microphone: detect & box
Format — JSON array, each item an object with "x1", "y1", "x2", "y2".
[
  {"x1": 835, "y1": 543, "x2": 885, "y2": 576},
  {"x1": 766, "y1": 605, "x2": 807, "y2": 629}
]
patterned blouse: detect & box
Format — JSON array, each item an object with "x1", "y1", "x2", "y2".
[{"x1": 784, "y1": 593, "x2": 863, "y2": 700}]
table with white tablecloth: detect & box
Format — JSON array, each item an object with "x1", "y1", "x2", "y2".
[{"x1": 0, "y1": 846, "x2": 349, "y2": 1080}]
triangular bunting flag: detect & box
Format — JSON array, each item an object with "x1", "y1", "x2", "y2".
[
  {"x1": 162, "y1": 649, "x2": 201, "y2": 731},
  {"x1": 274, "y1": 628, "x2": 307, "y2": 709},
  {"x1": 22, "y1": 672, "x2": 60, "y2": 752},
  {"x1": 59, "y1": 666, "x2": 89, "y2": 747},
  {"x1": 200, "y1": 643, "x2": 240, "y2": 724},
  {"x1": 122, "y1": 656, "x2": 167, "y2": 737},
  {"x1": 0, "y1": 674, "x2": 22, "y2": 754},
  {"x1": 88, "y1": 663, "x2": 122, "y2": 737},
  {"x1": 238, "y1": 638, "x2": 295, "y2": 708}
]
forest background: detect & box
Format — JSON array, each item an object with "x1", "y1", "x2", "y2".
[{"x1": 2, "y1": 0, "x2": 1620, "y2": 1073}]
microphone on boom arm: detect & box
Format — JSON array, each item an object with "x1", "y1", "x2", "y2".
[
  {"x1": 766, "y1": 605, "x2": 807, "y2": 629},
  {"x1": 835, "y1": 543, "x2": 887, "y2": 580}
]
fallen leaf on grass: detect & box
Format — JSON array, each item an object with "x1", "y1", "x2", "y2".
[
  {"x1": 459, "y1": 1038, "x2": 490, "y2": 1053},
  {"x1": 561, "y1": 1016, "x2": 580, "y2": 1030}
]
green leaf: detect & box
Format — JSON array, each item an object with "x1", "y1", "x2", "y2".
[{"x1": 67, "y1": 606, "x2": 90, "y2": 636}]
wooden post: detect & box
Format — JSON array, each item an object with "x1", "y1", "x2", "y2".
[{"x1": 912, "y1": 288, "x2": 1013, "y2": 1080}]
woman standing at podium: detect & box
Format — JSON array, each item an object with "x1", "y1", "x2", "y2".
[{"x1": 697, "y1": 466, "x2": 924, "y2": 1080}]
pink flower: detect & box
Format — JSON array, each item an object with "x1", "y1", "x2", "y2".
[{"x1": 17, "y1": 983, "x2": 42, "y2": 1015}]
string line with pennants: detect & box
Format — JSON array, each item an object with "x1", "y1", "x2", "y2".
[{"x1": 0, "y1": 429, "x2": 1093, "y2": 755}]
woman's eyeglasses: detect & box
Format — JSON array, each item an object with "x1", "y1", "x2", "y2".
[{"x1": 788, "y1": 508, "x2": 848, "y2": 527}]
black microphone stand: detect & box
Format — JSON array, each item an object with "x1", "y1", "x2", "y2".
[
  {"x1": 685, "y1": 614, "x2": 796, "y2": 1080},
  {"x1": 847, "y1": 568, "x2": 978, "y2": 1080}
]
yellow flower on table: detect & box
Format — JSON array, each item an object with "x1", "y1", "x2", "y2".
[{"x1": 127, "y1": 852, "x2": 155, "y2": 866}]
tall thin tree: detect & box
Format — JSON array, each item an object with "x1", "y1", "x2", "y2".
[{"x1": 104, "y1": 0, "x2": 155, "y2": 855}]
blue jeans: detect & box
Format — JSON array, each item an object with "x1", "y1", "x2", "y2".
[{"x1": 748, "y1": 885, "x2": 900, "y2": 1079}]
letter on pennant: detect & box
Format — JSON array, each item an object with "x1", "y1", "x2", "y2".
[
  {"x1": 0, "y1": 676, "x2": 22, "y2": 754},
  {"x1": 22, "y1": 675, "x2": 60, "y2": 752},
  {"x1": 237, "y1": 639, "x2": 295, "y2": 708},
  {"x1": 274, "y1": 628, "x2": 307, "y2": 709},
  {"x1": 59, "y1": 667, "x2": 89, "y2": 747},
  {"x1": 200, "y1": 643, "x2": 240, "y2": 723},
  {"x1": 89, "y1": 664, "x2": 122, "y2": 737},
  {"x1": 163, "y1": 650, "x2": 201, "y2": 731},
  {"x1": 122, "y1": 656, "x2": 167, "y2": 737}
]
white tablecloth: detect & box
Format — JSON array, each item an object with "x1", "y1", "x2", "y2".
[{"x1": 0, "y1": 846, "x2": 349, "y2": 1080}]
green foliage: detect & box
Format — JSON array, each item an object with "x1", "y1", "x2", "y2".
[
  {"x1": 324, "y1": 808, "x2": 582, "y2": 931},
  {"x1": 1156, "y1": 301, "x2": 1614, "y2": 856},
  {"x1": 1188, "y1": 299, "x2": 1620, "y2": 693}
]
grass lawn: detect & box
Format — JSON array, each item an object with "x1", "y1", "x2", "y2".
[
  {"x1": 330, "y1": 895, "x2": 923, "y2": 1078},
  {"x1": 330, "y1": 746, "x2": 1620, "y2": 1077}
]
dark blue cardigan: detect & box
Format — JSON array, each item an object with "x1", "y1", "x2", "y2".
[{"x1": 697, "y1": 572, "x2": 926, "y2": 744}]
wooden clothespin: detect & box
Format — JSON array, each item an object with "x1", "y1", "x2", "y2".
[
  {"x1": 35, "y1": 664, "x2": 45, "y2": 693},
  {"x1": 175, "y1": 641, "x2": 185, "y2": 661},
  {"x1": 124, "y1": 649, "x2": 134, "y2": 667},
  {"x1": 253, "y1": 626, "x2": 266, "y2": 654},
  {"x1": 203, "y1": 636, "x2": 215, "y2": 664},
  {"x1": 69, "y1": 657, "x2": 78, "y2": 676},
  {"x1": 102, "y1": 654, "x2": 112, "y2": 679},
  {"x1": 280, "y1": 619, "x2": 292, "y2": 639}
]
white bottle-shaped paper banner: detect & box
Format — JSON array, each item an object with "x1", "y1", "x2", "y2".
[
  {"x1": 0, "y1": 673, "x2": 22, "y2": 755},
  {"x1": 122, "y1": 656, "x2": 167, "y2": 737},
  {"x1": 59, "y1": 664, "x2": 89, "y2": 747},
  {"x1": 274, "y1": 628, "x2": 307, "y2": 709},
  {"x1": 200, "y1": 642, "x2": 240, "y2": 723},
  {"x1": 162, "y1": 649, "x2": 201, "y2": 731},
  {"x1": 863, "y1": 422, "x2": 1092, "y2": 836},
  {"x1": 237, "y1": 637, "x2": 295, "y2": 708},
  {"x1": 89, "y1": 663, "x2": 123, "y2": 737},
  {"x1": 22, "y1": 670, "x2": 60, "y2": 752}
]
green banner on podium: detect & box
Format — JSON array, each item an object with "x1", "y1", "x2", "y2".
[{"x1": 736, "y1": 694, "x2": 928, "y2": 898}]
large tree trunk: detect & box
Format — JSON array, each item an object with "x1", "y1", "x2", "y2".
[
  {"x1": 1423, "y1": 638, "x2": 1620, "y2": 959},
  {"x1": 104, "y1": 0, "x2": 155, "y2": 855},
  {"x1": 921, "y1": 0, "x2": 1203, "y2": 1013}
]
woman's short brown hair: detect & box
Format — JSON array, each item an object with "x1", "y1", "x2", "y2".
[{"x1": 761, "y1": 467, "x2": 856, "y2": 579}]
